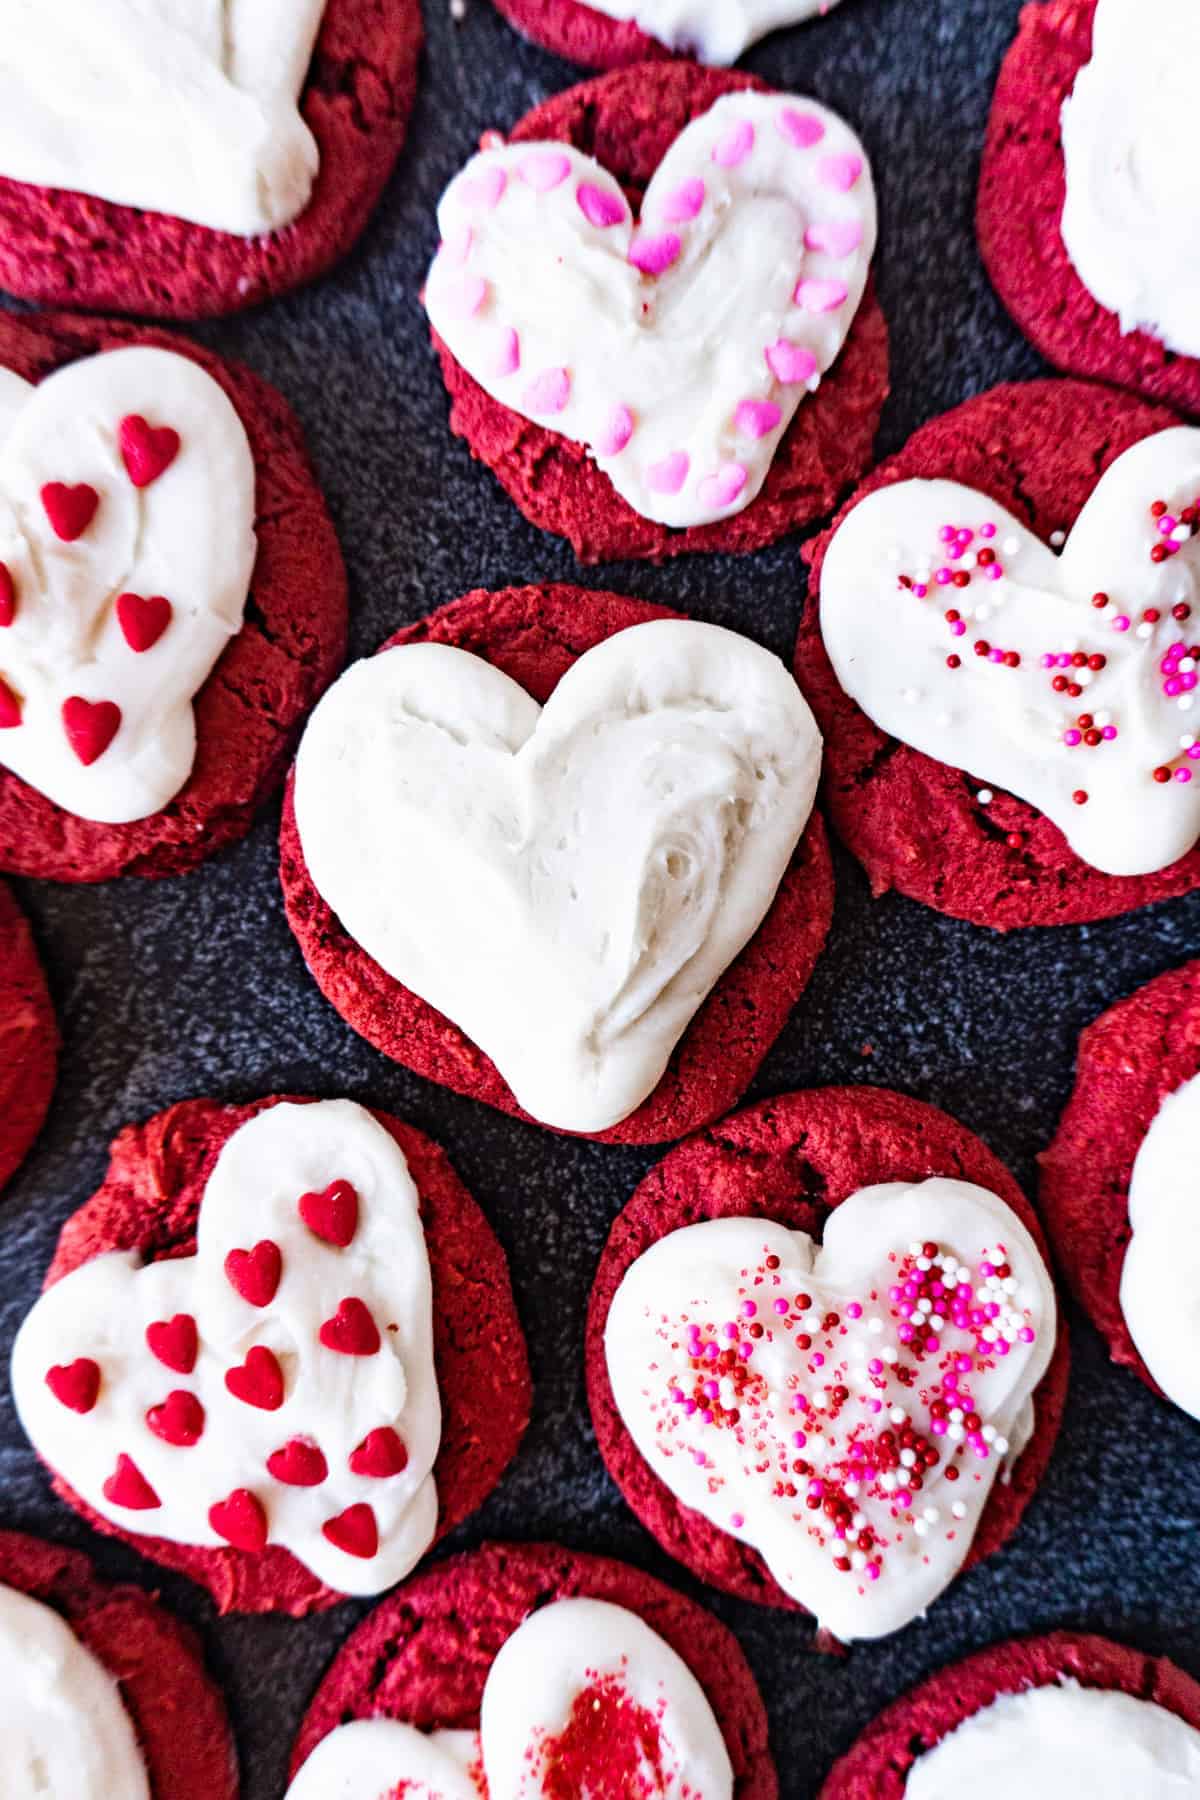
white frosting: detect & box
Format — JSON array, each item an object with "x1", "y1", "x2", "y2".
[
  {"x1": 0, "y1": 0, "x2": 325, "y2": 235},
  {"x1": 293, "y1": 620, "x2": 820, "y2": 1133},
  {"x1": 819, "y1": 429, "x2": 1200, "y2": 877},
  {"x1": 425, "y1": 91, "x2": 874, "y2": 530},
  {"x1": 0, "y1": 346, "x2": 256, "y2": 824},
  {"x1": 605, "y1": 1181, "x2": 1056, "y2": 1641},
  {"x1": 577, "y1": 0, "x2": 842, "y2": 63},
  {"x1": 1121, "y1": 1068, "x2": 1200, "y2": 1421},
  {"x1": 907, "y1": 1680, "x2": 1200, "y2": 1797},
  {"x1": 11, "y1": 1100, "x2": 442, "y2": 1598},
  {"x1": 1060, "y1": 0, "x2": 1200, "y2": 359},
  {"x1": 0, "y1": 1582, "x2": 150, "y2": 1799},
  {"x1": 285, "y1": 1597, "x2": 733, "y2": 1799}
]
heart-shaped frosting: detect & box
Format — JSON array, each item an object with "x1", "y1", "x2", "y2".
[
  {"x1": 11, "y1": 1100, "x2": 442, "y2": 1598},
  {"x1": 819, "y1": 428, "x2": 1200, "y2": 877},
  {"x1": 286, "y1": 1596, "x2": 734, "y2": 1799},
  {"x1": 0, "y1": 0, "x2": 326, "y2": 235},
  {"x1": 425, "y1": 90, "x2": 875, "y2": 530},
  {"x1": 292, "y1": 619, "x2": 821, "y2": 1133},
  {"x1": 0, "y1": 346, "x2": 256, "y2": 825},
  {"x1": 1120, "y1": 1068, "x2": 1200, "y2": 1422},
  {"x1": 605, "y1": 1179, "x2": 1056, "y2": 1640},
  {"x1": 564, "y1": 0, "x2": 844, "y2": 63}
]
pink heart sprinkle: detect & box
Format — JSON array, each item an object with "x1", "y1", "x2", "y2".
[
  {"x1": 524, "y1": 367, "x2": 571, "y2": 415},
  {"x1": 698, "y1": 463, "x2": 749, "y2": 511},
  {"x1": 596, "y1": 404, "x2": 634, "y2": 457},
  {"x1": 440, "y1": 226, "x2": 473, "y2": 264},
  {"x1": 441, "y1": 275, "x2": 488, "y2": 318},
  {"x1": 661, "y1": 178, "x2": 705, "y2": 222},
  {"x1": 804, "y1": 218, "x2": 864, "y2": 258},
  {"x1": 646, "y1": 452, "x2": 690, "y2": 495},
  {"x1": 765, "y1": 339, "x2": 819, "y2": 384},
  {"x1": 795, "y1": 277, "x2": 849, "y2": 313},
  {"x1": 520, "y1": 150, "x2": 571, "y2": 191},
  {"x1": 734, "y1": 399, "x2": 783, "y2": 440},
  {"x1": 712, "y1": 120, "x2": 755, "y2": 168},
  {"x1": 628, "y1": 231, "x2": 682, "y2": 276},
  {"x1": 817, "y1": 153, "x2": 863, "y2": 193},
  {"x1": 494, "y1": 327, "x2": 521, "y2": 377},
  {"x1": 459, "y1": 164, "x2": 507, "y2": 210},
  {"x1": 778, "y1": 108, "x2": 826, "y2": 148},
  {"x1": 577, "y1": 181, "x2": 626, "y2": 228}
]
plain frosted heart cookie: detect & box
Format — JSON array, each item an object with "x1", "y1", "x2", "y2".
[
  {"x1": 284, "y1": 587, "x2": 828, "y2": 1140},
  {"x1": 287, "y1": 1542, "x2": 778, "y2": 1799},
  {"x1": 427, "y1": 63, "x2": 888, "y2": 562},
  {"x1": 0, "y1": 879, "x2": 56, "y2": 1195},
  {"x1": 587, "y1": 1086, "x2": 1069, "y2": 1632},
  {"x1": 490, "y1": 0, "x2": 846, "y2": 69},
  {"x1": 10, "y1": 1096, "x2": 529, "y2": 1616}
]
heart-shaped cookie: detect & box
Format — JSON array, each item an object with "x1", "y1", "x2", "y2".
[
  {"x1": 11, "y1": 1100, "x2": 442, "y2": 1597},
  {"x1": 0, "y1": 345, "x2": 256, "y2": 826},
  {"x1": 426, "y1": 89, "x2": 874, "y2": 531},
  {"x1": 287, "y1": 1595, "x2": 735, "y2": 1798},
  {"x1": 606, "y1": 1178, "x2": 1056, "y2": 1641},
  {"x1": 819, "y1": 427, "x2": 1200, "y2": 878},
  {"x1": 292, "y1": 618, "x2": 821, "y2": 1134}
]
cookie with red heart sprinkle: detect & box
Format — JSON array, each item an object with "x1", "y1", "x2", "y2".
[{"x1": 0, "y1": 880, "x2": 56, "y2": 1195}]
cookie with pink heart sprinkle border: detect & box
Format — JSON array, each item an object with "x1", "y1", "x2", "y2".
[
  {"x1": 429, "y1": 62, "x2": 889, "y2": 564},
  {"x1": 279, "y1": 582, "x2": 835, "y2": 1146},
  {"x1": 0, "y1": 310, "x2": 347, "y2": 883},
  {"x1": 794, "y1": 377, "x2": 1200, "y2": 929},
  {"x1": 818, "y1": 1630, "x2": 1200, "y2": 1796},
  {"x1": 289, "y1": 1540, "x2": 778, "y2": 1799},
  {"x1": 33, "y1": 1094, "x2": 530, "y2": 1616},
  {"x1": 0, "y1": 0, "x2": 422, "y2": 320},
  {"x1": 1039, "y1": 958, "x2": 1200, "y2": 1394},
  {"x1": 977, "y1": 0, "x2": 1200, "y2": 417},
  {"x1": 0, "y1": 880, "x2": 57, "y2": 1194},
  {"x1": 586, "y1": 1084, "x2": 1070, "y2": 1622},
  {"x1": 0, "y1": 1527, "x2": 237, "y2": 1799}
]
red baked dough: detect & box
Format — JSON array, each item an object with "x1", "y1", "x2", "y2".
[
  {"x1": 795, "y1": 378, "x2": 1200, "y2": 928},
  {"x1": 280, "y1": 583, "x2": 835, "y2": 1145},
  {"x1": 586, "y1": 1085, "x2": 1070, "y2": 1621},
  {"x1": 0, "y1": 881, "x2": 57, "y2": 1193},
  {"x1": 978, "y1": 0, "x2": 1200, "y2": 416},
  {"x1": 0, "y1": 0, "x2": 423, "y2": 319},
  {"x1": 1039, "y1": 959, "x2": 1200, "y2": 1394},
  {"x1": 0, "y1": 311, "x2": 347, "y2": 883},
  {"x1": 290, "y1": 1540, "x2": 778, "y2": 1799},
  {"x1": 0, "y1": 1528, "x2": 236, "y2": 1800},
  {"x1": 430, "y1": 62, "x2": 889, "y2": 563},
  {"x1": 491, "y1": 0, "x2": 674, "y2": 67},
  {"x1": 35, "y1": 1095, "x2": 531, "y2": 1617},
  {"x1": 818, "y1": 1630, "x2": 1200, "y2": 1797}
]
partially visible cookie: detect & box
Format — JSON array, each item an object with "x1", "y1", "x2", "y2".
[
  {"x1": 0, "y1": 881, "x2": 56, "y2": 1194},
  {"x1": 490, "y1": 0, "x2": 843, "y2": 68}
]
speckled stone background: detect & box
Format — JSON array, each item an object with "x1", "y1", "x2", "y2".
[{"x1": 2, "y1": 1, "x2": 1198, "y2": 1795}]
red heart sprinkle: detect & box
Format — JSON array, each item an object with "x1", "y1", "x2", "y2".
[
  {"x1": 0, "y1": 677, "x2": 20, "y2": 729},
  {"x1": 266, "y1": 1437, "x2": 328, "y2": 1488},
  {"x1": 208, "y1": 1488, "x2": 268, "y2": 1553},
  {"x1": 116, "y1": 591, "x2": 172, "y2": 653},
  {"x1": 118, "y1": 414, "x2": 181, "y2": 489},
  {"x1": 224, "y1": 1345, "x2": 284, "y2": 1411},
  {"x1": 62, "y1": 696, "x2": 121, "y2": 766},
  {"x1": 321, "y1": 1502, "x2": 378, "y2": 1560},
  {"x1": 45, "y1": 1358, "x2": 100, "y2": 1414},
  {"x1": 318, "y1": 1297, "x2": 381, "y2": 1357},
  {"x1": 145, "y1": 1312, "x2": 198, "y2": 1374},
  {"x1": 349, "y1": 1427, "x2": 408, "y2": 1478},
  {"x1": 0, "y1": 563, "x2": 15, "y2": 628},
  {"x1": 224, "y1": 1240, "x2": 282, "y2": 1307},
  {"x1": 103, "y1": 1454, "x2": 160, "y2": 1511},
  {"x1": 298, "y1": 1178, "x2": 359, "y2": 1248},
  {"x1": 41, "y1": 481, "x2": 99, "y2": 541},
  {"x1": 146, "y1": 1389, "x2": 205, "y2": 1447}
]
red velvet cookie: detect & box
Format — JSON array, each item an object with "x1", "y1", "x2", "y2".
[
  {"x1": 0, "y1": 1527, "x2": 236, "y2": 1799},
  {"x1": 430, "y1": 63, "x2": 889, "y2": 563},
  {"x1": 289, "y1": 1540, "x2": 778, "y2": 1799},
  {"x1": 0, "y1": 881, "x2": 57, "y2": 1194},
  {"x1": 978, "y1": 1, "x2": 1200, "y2": 416},
  {"x1": 818, "y1": 1630, "x2": 1200, "y2": 1797},
  {"x1": 32, "y1": 1095, "x2": 530, "y2": 1616},
  {"x1": 0, "y1": 311, "x2": 347, "y2": 883},
  {"x1": 0, "y1": 0, "x2": 423, "y2": 320},
  {"x1": 795, "y1": 378, "x2": 1200, "y2": 928},
  {"x1": 280, "y1": 583, "x2": 835, "y2": 1145},
  {"x1": 586, "y1": 1084, "x2": 1069, "y2": 1619},
  {"x1": 491, "y1": 0, "x2": 675, "y2": 67},
  {"x1": 1039, "y1": 959, "x2": 1200, "y2": 1392}
]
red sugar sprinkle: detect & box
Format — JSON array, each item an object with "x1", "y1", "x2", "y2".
[{"x1": 536, "y1": 1676, "x2": 674, "y2": 1799}]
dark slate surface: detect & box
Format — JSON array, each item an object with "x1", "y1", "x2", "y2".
[{"x1": 3, "y1": 1, "x2": 1199, "y2": 1795}]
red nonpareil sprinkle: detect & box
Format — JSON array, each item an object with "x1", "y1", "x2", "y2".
[
  {"x1": 1153, "y1": 766, "x2": 1172, "y2": 783},
  {"x1": 536, "y1": 1676, "x2": 674, "y2": 1799},
  {"x1": 946, "y1": 654, "x2": 961, "y2": 669},
  {"x1": 1072, "y1": 790, "x2": 1089, "y2": 805}
]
